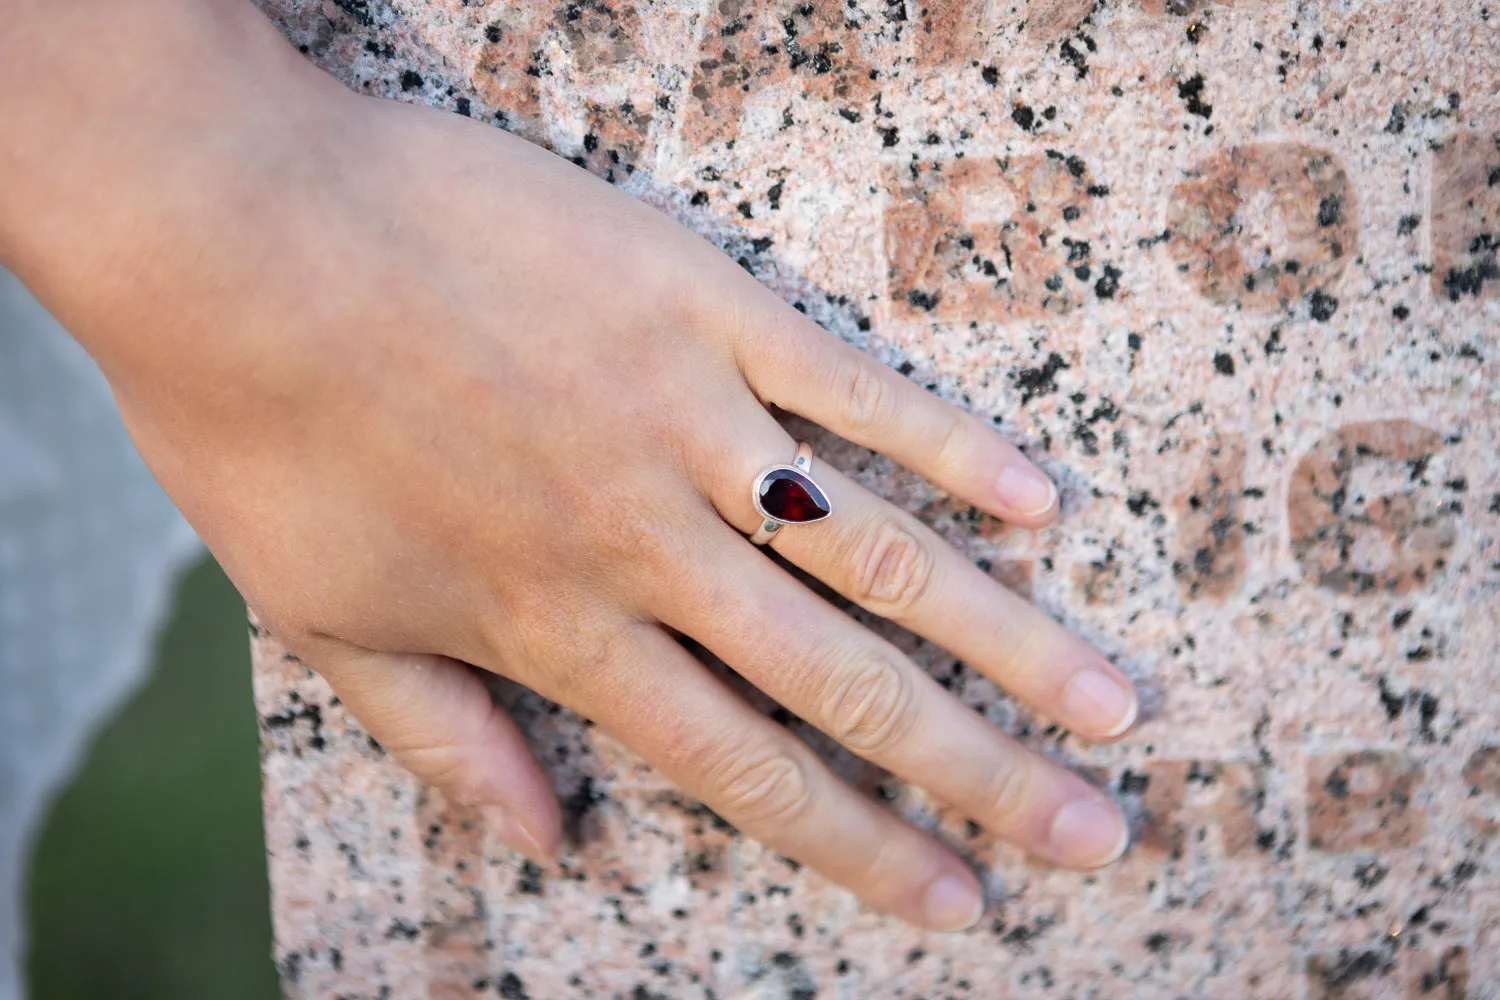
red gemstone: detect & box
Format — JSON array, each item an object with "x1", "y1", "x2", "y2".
[{"x1": 758, "y1": 468, "x2": 831, "y2": 523}]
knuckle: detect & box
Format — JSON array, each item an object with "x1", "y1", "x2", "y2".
[
  {"x1": 516, "y1": 614, "x2": 635, "y2": 704},
  {"x1": 981, "y1": 759, "x2": 1037, "y2": 832},
  {"x1": 931, "y1": 411, "x2": 970, "y2": 475},
  {"x1": 820, "y1": 653, "x2": 918, "y2": 756},
  {"x1": 839, "y1": 360, "x2": 889, "y2": 433},
  {"x1": 709, "y1": 743, "x2": 814, "y2": 829},
  {"x1": 396, "y1": 742, "x2": 474, "y2": 793},
  {"x1": 850, "y1": 516, "x2": 937, "y2": 616},
  {"x1": 585, "y1": 490, "x2": 687, "y2": 576}
]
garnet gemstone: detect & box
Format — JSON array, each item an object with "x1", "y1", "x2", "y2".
[{"x1": 758, "y1": 468, "x2": 831, "y2": 523}]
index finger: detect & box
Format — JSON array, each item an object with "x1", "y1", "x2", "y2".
[{"x1": 730, "y1": 291, "x2": 1059, "y2": 528}]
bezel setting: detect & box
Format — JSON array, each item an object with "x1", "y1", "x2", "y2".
[{"x1": 752, "y1": 465, "x2": 833, "y2": 525}]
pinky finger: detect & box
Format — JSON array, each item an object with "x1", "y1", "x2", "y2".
[{"x1": 306, "y1": 642, "x2": 562, "y2": 865}]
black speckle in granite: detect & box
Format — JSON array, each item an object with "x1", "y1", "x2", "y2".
[
  {"x1": 1177, "y1": 74, "x2": 1212, "y2": 119},
  {"x1": 878, "y1": 125, "x2": 900, "y2": 147},
  {"x1": 455, "y1": 97, "x2": 471, "y2": 117},
  {"x1": 1312, "y1": 948, "x2": 1395, "y2": 992},
  {"x1": 1308, "y1": 289, "x2": 1338, "y2": 321},
  {"x1": 981, "y1": 65, "x2": 999, "y2": 86},
  {"x1": 1392, "y1": 303, "x2": 1410, "y2": 320},
  {"x1": 690, "y1": 191, "x2": 709, "y2": 206},
  {"x1": 906, "y1": 289, "x2": 941, "y2": 311},
  {"x1": 1441, "y1": 242, "x2": 1499, "y2": 300},
  {"x1": 1323, "y1": 768, "x2": 1350, "y2": 800},
  {"x1": 1119, "y1": 768, "x2": 1150, "y2": 794},
  {"x1": 1418, "y1": 693, "x2": 1440, "y2": 740},
  {"x1": 497, "y1": 971, "x2": 530, "y2": 999},
  {"x1": 1095, "y1": 264, "x2": 1122, "y2": 298},
  {"x1": 263, "y1": 700, "x2": 326, "y2": 751},
  {"x1": 517, "y1": 861, "x2": 544, "y2": 895},
  {"x1": 564, "y1": 775, "x2": 606, "y2": 842},
  {"x1": 1385, "y1": 103, "x2": 1407, "y2": 134},
  {"x1": 1213, "y1": 352, "x2": 1235, "y2": 375},
  {"x1": 1145, "y1": 932, "x2": 1171, "y2": 954},
  {"x1": 333, "y1": 0, "x2": 374, "y2": 27},
  {"x1": 386, "y1": 918, "x2": 420, "y2": 941},
  {"x1": 1011, "y1": 104, "x2": 1036, "y2": 131},
  {"x1": 1059, "y1": 38, "x2": 1089, "y2": 79},
  {"x1": 277, "y1": 951, "x2": 304, "y2": 984},
  {"x1": 1377, "y1": 676, "x2": 1407, "y2": 721},
  {"x1": 996, "y1": 915, "x2": 1056, "y2": 953},
  {"x1": 1398, "y1": 214, "x2": 1421, "y2": 235},
  {"x1": 400, "y1": 69, "x2": 424, "y2": 92},
  {"x1": 1317, "y1": 194, "x2": 1343, "y2": 228},
  {"x1": 767, "y1": 180, "x2": 785, "y2": 209},
  {"x1": 1087, "y1": 183, "x2": 1110, "y2": 197},
  {"x1": 1353, "y1": 860, "x2": 1389, "y2": 888},
  {"x1": 1065, "y1": 155, "x2": 1087, "y2": 178}
]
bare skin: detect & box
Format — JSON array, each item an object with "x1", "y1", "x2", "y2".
[{"x1": 1, "y1": 0, "x2": 1138, "y2": 930}]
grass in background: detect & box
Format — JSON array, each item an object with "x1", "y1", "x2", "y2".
[{"x1": 25, "y1": 554, "x2": 278, "y2": 1000}]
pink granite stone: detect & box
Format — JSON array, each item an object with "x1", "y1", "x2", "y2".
[{"x1": 250, "y1": 0, "x2": 1500, "y2": 996}]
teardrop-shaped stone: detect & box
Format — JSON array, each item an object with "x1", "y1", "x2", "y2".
[{"x1": 758, "y1": 468, "x2": 831, "y2": 523}]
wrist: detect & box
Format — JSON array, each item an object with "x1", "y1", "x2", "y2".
[{"x1": 0, "y1": 0, "x2": 350, "y2": 338}]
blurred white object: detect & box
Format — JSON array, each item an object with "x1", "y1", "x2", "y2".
[{"x1": 0, "y1": 267, "x2": 200, "y2": 1000}]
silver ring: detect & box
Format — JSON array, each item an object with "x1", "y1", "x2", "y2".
[{"x1": 749, "y1": 442, "x2": 832, "y2": 546}]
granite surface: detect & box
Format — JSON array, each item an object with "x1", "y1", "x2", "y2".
[{"x1": 250, "y1": 0, "x2": 1500, "y2": 996}]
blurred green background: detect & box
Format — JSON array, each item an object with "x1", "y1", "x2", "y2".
[{"x1": 24, "y1": 554, "x2": 279, "y2": 999}]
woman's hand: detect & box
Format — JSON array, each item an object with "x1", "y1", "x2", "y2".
[{"x1": 4, "y1": 0, "x2": 1137, "y2": 931}]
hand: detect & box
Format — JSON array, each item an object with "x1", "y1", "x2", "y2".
[{"x1": 10, "y1": 5, "x2": 1137, "y2": 931}]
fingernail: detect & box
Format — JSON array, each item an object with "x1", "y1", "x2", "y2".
[
  {"x1": 923, "y1": 872, "x2": 985, "y2": 931},
  {"x1": 481, "y1": 806, "x2": 555, "y2": 866},
  {"x1": 1061, "y1": 668, "x2": 1138, "y2": 738},
  {"x1": 1048, "y1": 797, "x2": 1130, "y2": 868},
  {"x1": 996, "y1": 465, "x2": 1057, "y2": 518}
]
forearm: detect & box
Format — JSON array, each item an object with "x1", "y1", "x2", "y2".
[{"x1": 0, "y1": 0, "x2": 344, "y2": 366}]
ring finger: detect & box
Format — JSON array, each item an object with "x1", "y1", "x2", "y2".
[{"x1": 712, "y1": 418, "x2": 1139, "y2": 743}]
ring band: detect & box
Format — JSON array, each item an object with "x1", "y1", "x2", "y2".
[{"x1": 749, "y1": 442, "x2": 832, "y2": 545}]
